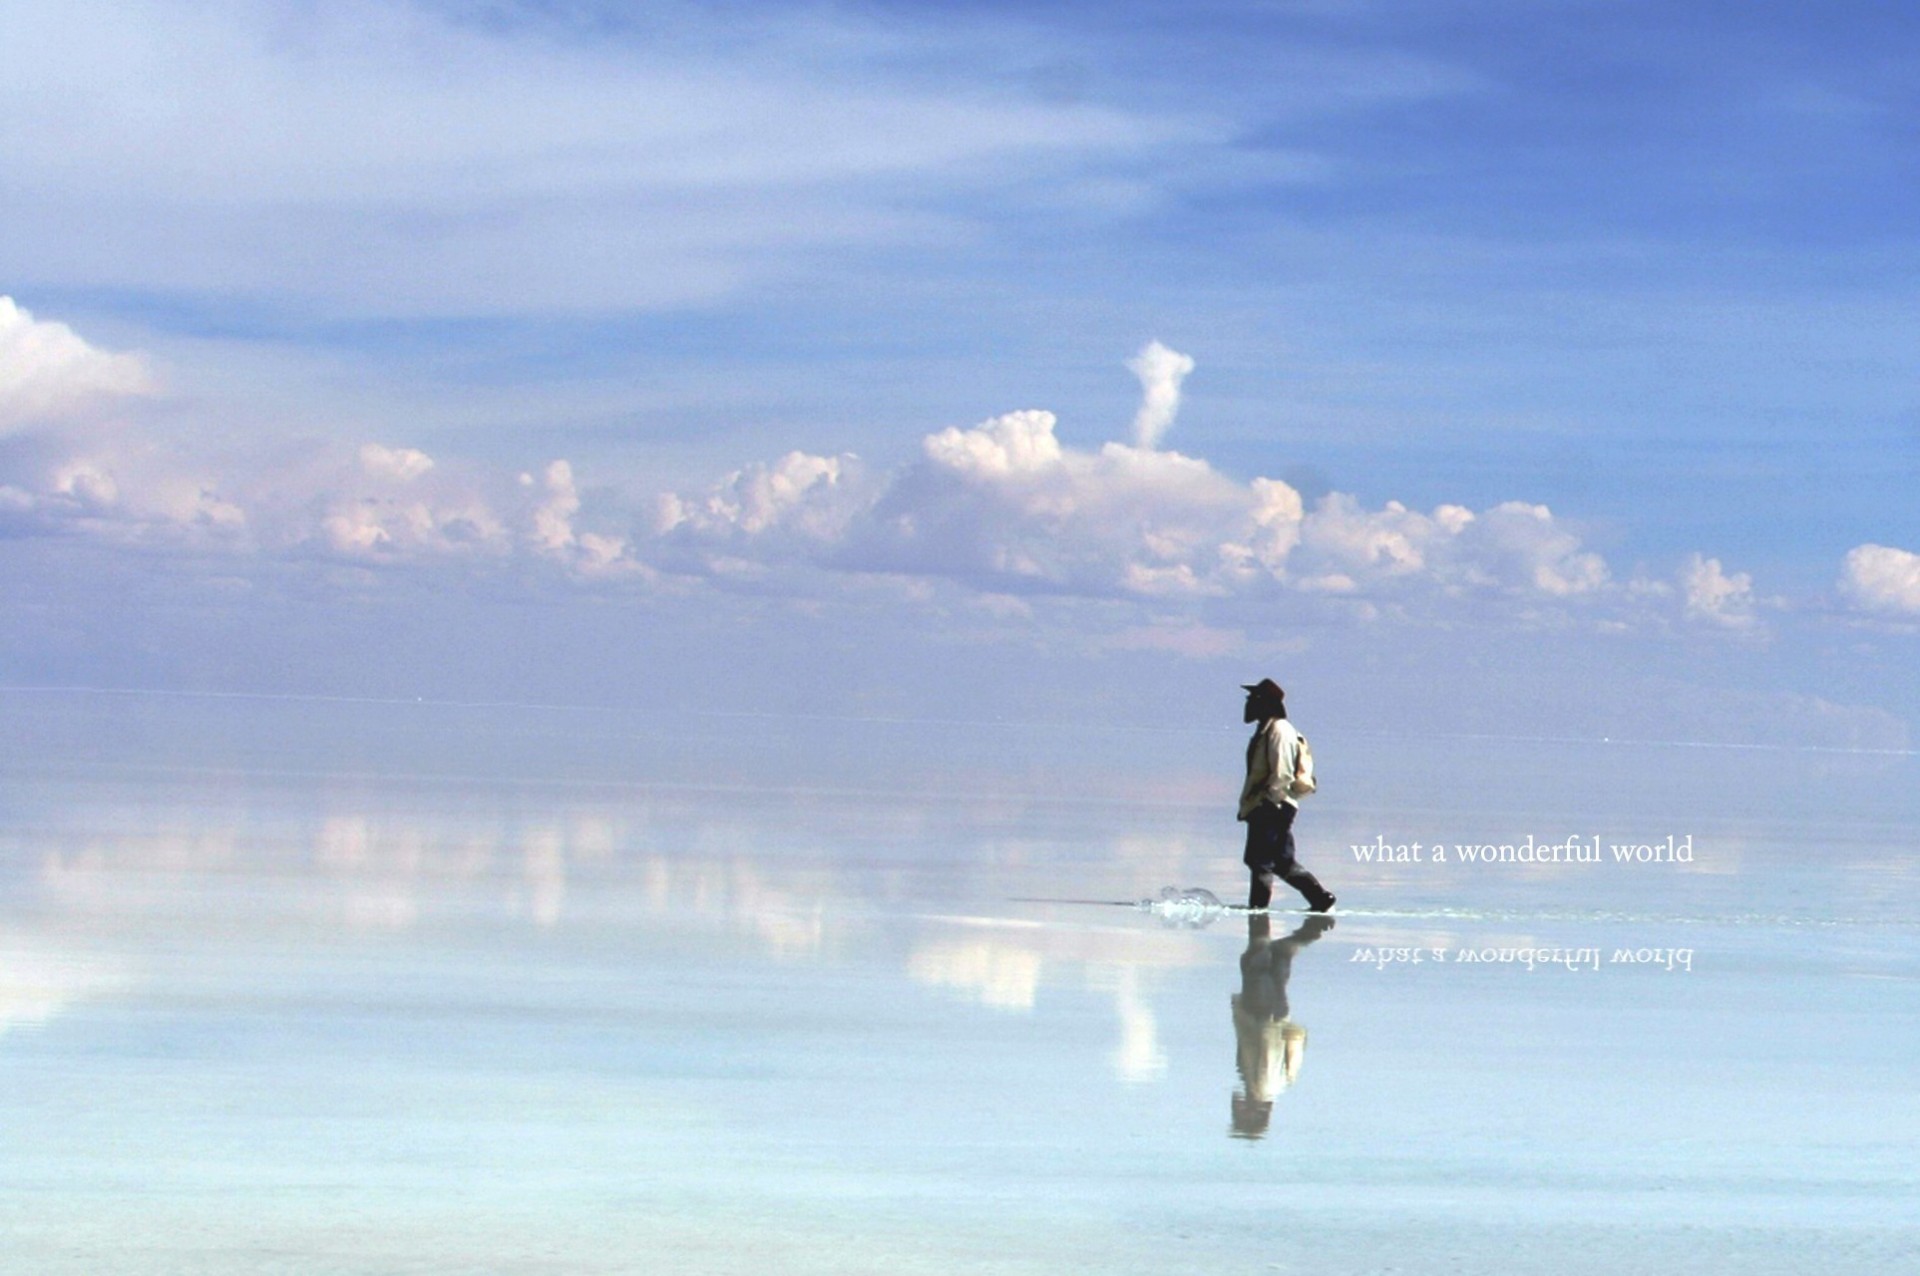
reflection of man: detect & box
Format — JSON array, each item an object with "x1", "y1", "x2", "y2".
[{"x1": 1231, "y1": 912, "x2": 1335, "y2": 1139}]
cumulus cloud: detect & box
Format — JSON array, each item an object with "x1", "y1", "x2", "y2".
[
  {"x1": 0, "y1": 445, "x2": 245, "y2": 545},
  {"x1": 1681, "y1": 553, "x2": 1759, "y2": 629},
  {"x1": 847, "y1": 410, "x2": 1247, "y2": 596},
  {"x1": 1839, "y1": 543, "x2": 1920, "y2": 615},
  {"x1": 647, "y1": 450, "x2": 869, "y2": 586},
  {"x1": 644, "y1": 393, "x2": 1617, "y2": 621},
  {"x1": 1245, "y1": 495, "x2": 1610, "y2": 604},
  {"x1": 358, "y1": 443, "x2": 434, "y2": 483},
  {"x1": 924, "y1": 409, "x2": 1064, "y2": 478},
  {"x1": 521, "y1": 460, "x2": 635, "y2": 578},
  {"x1": 655, "y1": 450, "x2": 864, "y2": 542},
  {"x1": 0, "y1": 302, "x2": 1776, "y2": 632},
  {"x1": 0, "y1": 296, "x2": 250, "y2": 543},
  {"x1": 1127, "y1": 341, "x2": 1197, "y2": 449},
  {"x1": 0, "y1": 361, "x2": 630, "y2": 579},
  {"x1": 309, "y1": 443, "x2": 482, "y2": 556},
  {"x1": 0, "y1": 300, "x2": 644, "y2": 576},
  {"x1": 0, "y1": 296, "x2": 155, "y2": 431},
  {"x1": 317, "y1": 477, "x2": 506, "y2": 562}
]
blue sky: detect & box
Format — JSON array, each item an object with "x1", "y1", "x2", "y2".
[{"x1": 2, "y1": 0, "x2": 1917, "y2": 747}]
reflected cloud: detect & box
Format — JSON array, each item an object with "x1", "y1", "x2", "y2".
[
  {"x1": 1230, "y1": 912, "x2": 1334, "y2": 1140},
  {"x1": 28, "y1": 801, "x2": 648, "y2": 937},
  {"x1": 907, "y1": 939, "x2": 1043, "y2": 1011},
  {"x1": 318, "y1": 815, "x2": 428, "y2": 929},
  {"x1": 0, "y1": 938, "x2": 126, "y2": 1036},
  {"x1": 637, "y1": 854, "x2": 830, "y2": 959},
  {"x1": 906, "y1": 914, "x2": 1211, "y2": 1085},
  {"x1": 11, "y1": 786, "x2": 876, "y2": 1031},
  {"x1": 1107, "y1": 965, "x2": 1167, "y2": 1083},
  {"x1": 521, "y1": 828, "x2": 567, "y2": 928}
]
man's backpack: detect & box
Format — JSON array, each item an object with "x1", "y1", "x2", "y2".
[{"x1": 1289, "y1": 733, "x2": 1317, "y2": 797}]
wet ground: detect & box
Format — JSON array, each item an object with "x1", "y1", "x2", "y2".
[{"x1": 3, "y1": 693, "x2": 1916, "y2": 1273}]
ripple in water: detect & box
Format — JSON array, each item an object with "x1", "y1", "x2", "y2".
[{"x1": 1137, "y1": 885, "x2": 1230, "y2": 928}]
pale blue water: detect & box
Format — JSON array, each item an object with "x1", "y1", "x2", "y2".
[{"x1": 2, "y1": 693, "x2": 1916, "y2": 1273}]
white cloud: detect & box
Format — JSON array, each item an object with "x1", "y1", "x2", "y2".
[
  {"x1": 315, "y1": 487, "x2": 505, "y2": 561},
  {"x1": 0, "y1": 303, "x2": 1783, "y2": 634},
  {"x1": 522, "y1": 459, "x2": 634, "y2": 578},
  {"x1": 649, "y1": 451, "x2": 869, "y2": 588},
  {"x1": 1454, "y1": 501, "x2": 1609, "y2": 598},
  {"x1": 644, "y1": 395, "x2": 1618, "y2": 620},
  {"x1": 528, "y1": 460, "x2": 583, "y2": 556},
  {"x1": 0, "y1": 440, "x2": 246, "y2": 544},
  {"x1": 358, "y1": 443, "x2": 435, "y2": 483},
  {"x1": 656, "y1": 450, "x2": 863, "y2": 540},
  {"x1": 310, "y1": 443, "x2": 469, "y2": 554},
  {"x1": 0, "y1": 295, "x2": 155, "y2": 431},
  {"x1": 1292, "y1": 494, "x2": 1434, "y2": 581},
  {"x1": 1126, "y1": 340, "x2": 1196, "y2": 449},
  {"x1": 1840, "y1": 543, "x2": 1920, "y2": 615},
  {"x1": 1243, "y1": 494, "x2": 1609, "y2": 603},
  {"x1": 2, "y1": 417, "x2": 640, "y2": 577},
  {"x1": 0, "y1": 1, "x2": 1209, "y2": 315},
  {"x1": 0, "y1": 327, "x2": 625, "y2": 575},
  {"x1": 850, "y1": 410, "x2": 1248, "y2": 596},
  {"x1": 1681, "y1": 553, "x2": 1759, "y2": 629},
  {"x1": 924, "y1": 409, "x2": 1064, "y2": 479}
]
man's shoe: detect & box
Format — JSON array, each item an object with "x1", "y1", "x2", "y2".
[{"x1": 1310, "y1": 892, "x2": 1337, "y2": 913}]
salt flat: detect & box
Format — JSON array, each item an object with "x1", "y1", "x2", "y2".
[{"x1": 1, "y1": 694, "x2": 1915, "y2": 1274}]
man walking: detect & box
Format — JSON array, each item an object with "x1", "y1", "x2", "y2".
[{"x1": 1237, "y1": 679, "x2": 1336, "y2": 913}]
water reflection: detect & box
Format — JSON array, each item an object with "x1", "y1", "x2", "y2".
[
  {"x1": 908, "y1": 936, "x2": 1045, "y2": 1010},
  {"x1": 16, "y1": 786, "x2": 848, "y2": 954},
  {"x1": 0, "y1": 938, "x2": 125, "y2": 1037},
  {"x1": 1230, "y1": 912, "x2": 1334, "y2": 1139},
  {"x1": 905, "y1": 919, "x2": 1215, "y2": 1086}
]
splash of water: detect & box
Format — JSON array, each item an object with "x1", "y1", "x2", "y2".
[{"x1": 1136, "y1": 885, "x2": 1229, "y2": 928}]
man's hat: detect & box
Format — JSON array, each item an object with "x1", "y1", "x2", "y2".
[{"x1": 1241, "y1": 678, "x2": 1285, "y2": 700}]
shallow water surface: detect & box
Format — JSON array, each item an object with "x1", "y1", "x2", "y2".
[{"x1": 2, "y1": 700, "x2": 1917, "y2": 1273}]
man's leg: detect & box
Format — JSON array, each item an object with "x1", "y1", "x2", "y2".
[
  {"x1": 1277, "y1": 859, "x2": 1330, "y2": 908},
  {"x1": 1244, "y1": 808, "x2": 1280, "y2": 909},
  {"x1": 1270, "y1": 803, "x2": 1335, "y2": 910}
]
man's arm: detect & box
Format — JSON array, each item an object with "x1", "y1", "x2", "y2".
[
  {"x1": 1238, "y1": 722, "x2": 1278, "y2": 818},
  {"x1": 1275, "y1": 721, "x2": 1299, "y2": 795}
]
